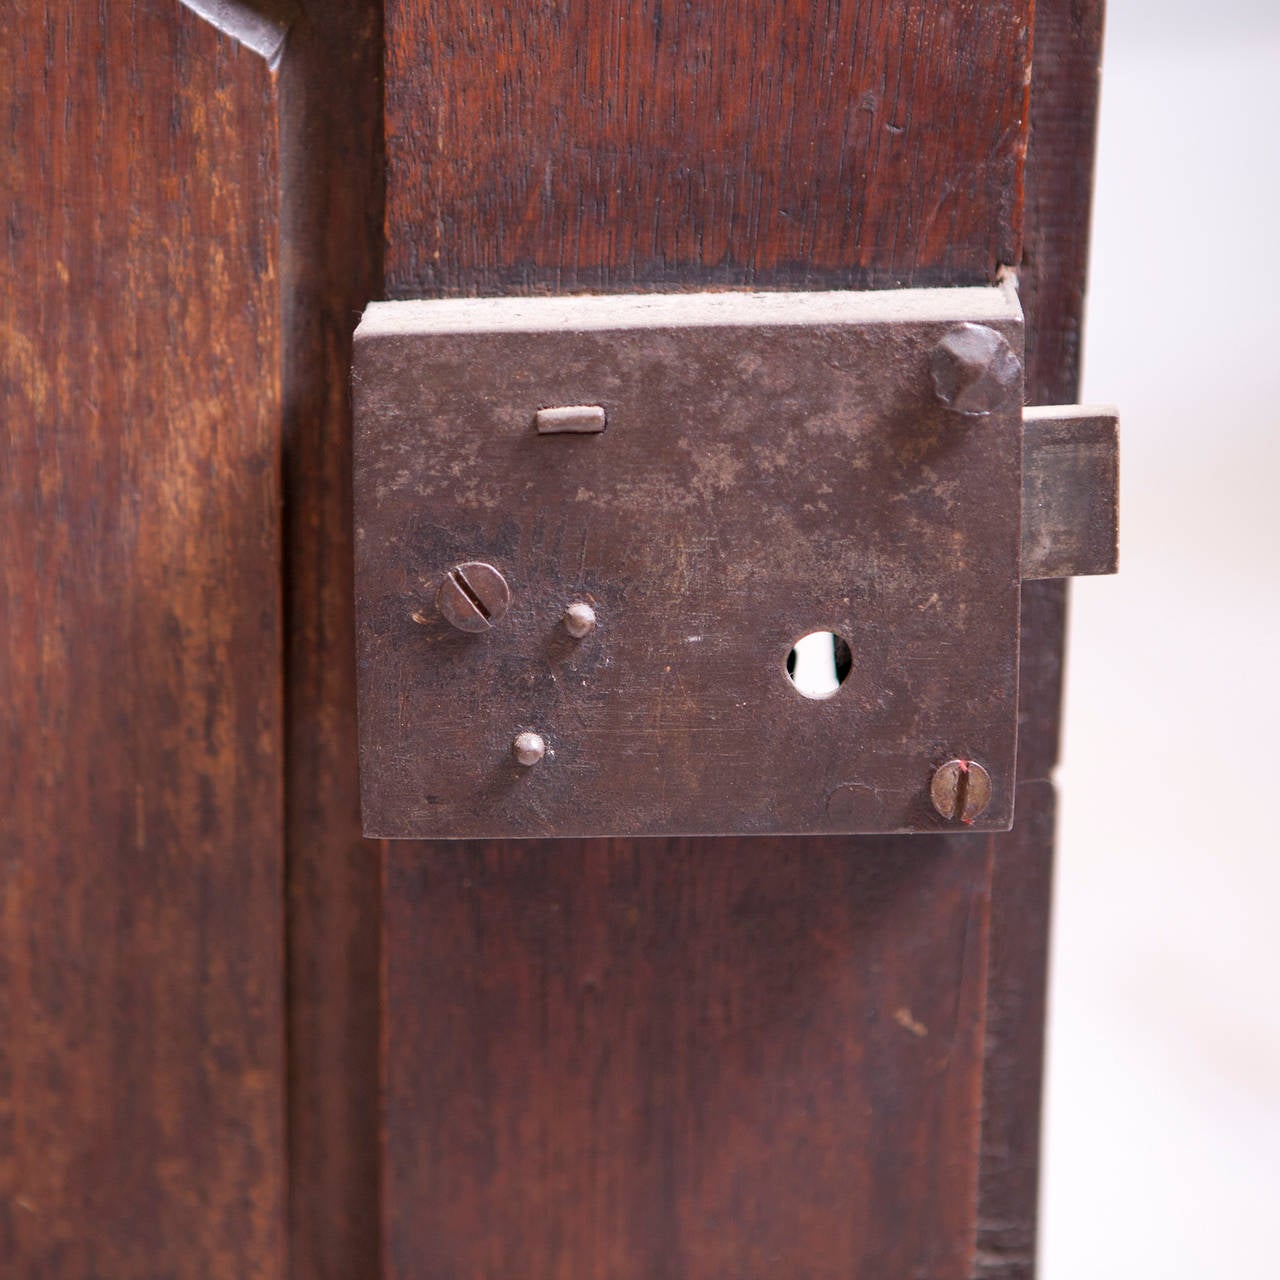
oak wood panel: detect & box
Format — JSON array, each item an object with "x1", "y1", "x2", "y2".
[
  {"x1": 1, "y1": 4, "x2": 286, "y2": 1275},
  {"x1": 386, "y1": 838, "x2": 992, "y2": 1280},
  {"x1": 378, "y1": 3, "x2": 1042, "y2": 1277},
  {"x1": 384, "y1": 0, "x2": 1034, "y2": 296}
]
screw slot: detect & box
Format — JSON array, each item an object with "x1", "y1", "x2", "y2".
[
  {"x1": 435, "y1": 561, "x2": 510, "y2": 633},
  {"x1": 450, "y1": 568, "x2": 492, "y2": 620},
  {"x1": 930, "y1": 759, "x2": 993, "y2": 824}
]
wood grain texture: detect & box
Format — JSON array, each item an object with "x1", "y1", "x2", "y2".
[
  {"x1": 973, "y1": 3, "x2": 1106, "y2": 1275},
  {"x1": 277, "y1": 4, "x2": 384, "y2": 1279},
  {"x1": 384, "y1": 0, "x2": 1034, "y2": 296},
  {"x1": 378, "y1": 3, "x2": 1048, "y2": 1277},
  {"x1": 0, "y1": 3, "x2": 286, "y2": 1276},
  {"x1": 386, "y1": 838, "x2": 992, "y2": 1280}
]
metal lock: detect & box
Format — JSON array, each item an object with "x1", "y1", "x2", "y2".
[{"x1": 353, "y1": 283, "x2": 1117, "y2": 839}]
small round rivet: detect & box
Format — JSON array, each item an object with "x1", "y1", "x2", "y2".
[
  {"x1": 563, "y1": 602, "x2": 597, "y2": 638},
  {"x1": 512, "y1": 732, "x2": 547, "y2": 767},
  {"x1": 930, "y1": 759, "x2": 993, "y2": 824}
]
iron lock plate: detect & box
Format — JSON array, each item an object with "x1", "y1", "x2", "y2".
[{"x1": 353, "y1": 285, "x2": 1115, "y2": 840}]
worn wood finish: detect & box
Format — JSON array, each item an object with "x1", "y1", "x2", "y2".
[
  {"x1": 386, "y1": 837, "x2": 992, "y2": 1280},
  {"x1": 277, "y1": 4, "x2": 385, "y2": 1278},
  {"x1": 384, "y1": 0, "x2": 1034, "y2": 296},
  {"x1": 972, "y1": 2, "x2": 1106, "y2": 1274},
  {"x1": 0, "y1": 2, "x2": 1100, "y2": 1275},
  {"x1": 378, "y1": 2, "x2": 1047, "y2": 1277},
  {"x1": 1, "y1": 4, "x2": 286, "y2": 1276}
]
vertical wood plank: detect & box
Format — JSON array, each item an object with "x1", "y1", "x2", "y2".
[
  {"x1": 386, "y1": 838, "x2": 992, "y2": 1280},
  {"x1": 0, "y1": 4, "x2": 286, "y2": 1275},
  {"x1": 277, "y1": 3, "x2": 385, "y2": 1278},
  {"x1": 973, "y1": 3, "x2": 1106, "y2": 1276},
  {"x1": 379, "y1": 3, "x2": 1037, "y2": 1277}
]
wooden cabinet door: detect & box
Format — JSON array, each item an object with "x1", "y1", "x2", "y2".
[{"x1": 3, "y1": 2, "x2": 1102, "y2": 1277}]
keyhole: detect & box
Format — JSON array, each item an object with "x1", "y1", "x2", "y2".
[{"x1": 785, "y1": 632, "x2": 853, "y2": 699}]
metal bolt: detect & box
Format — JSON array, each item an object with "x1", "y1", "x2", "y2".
[
  {"x1": 512, "y1": 732, "x2": 546, "y2": 767},
  {"x1": 435, "y1": 562, "x2": 510, "y2": 632},
  {"x1": 930, "y1": 759, "x2": 993, "y2": 824},
  {"x1": 930, "y1": 324, "x2": 1022, "y2": 416},
  {"x1": 563, "y1": 602, "x2": 597, "y2": 638}
]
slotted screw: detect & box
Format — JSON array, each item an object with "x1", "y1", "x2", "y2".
[
  {"x1": 930, "y1": 759, "x2": 993, "y2": 824},
  {"x1": 434, "y1": 562, "x2": 510, "y2": 633}
]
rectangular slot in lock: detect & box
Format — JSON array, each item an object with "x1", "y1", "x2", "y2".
[{"x1": 535, "y1": 404, "x2": 608, "y2": 434}]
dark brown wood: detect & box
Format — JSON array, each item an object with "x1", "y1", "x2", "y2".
[
  {"x1": 1, "y1": 4, "x2": 287, "y2": 1275},
  {"x1": 276, "y1": 4, "x2": 385, "y2": 1279},
  {"x1": 386, "y1": 837, "x2": 992, "y2": 1280},
  {"x1": 383, "y1": 0, "x2": 1034, "y2": 297},
  {"x1": 0, "y1": 0, "x2": 1106, "y2": 1273},
  {"x1": 1022, "y1": 408, "x2": 1119, "y2": 581},
  {"x1": 972, "y1": 2, "x2": 1106, "y2": 1274},
  {"x1": 378, "y1": 3, "x2": 1042, "y2": 1277}
]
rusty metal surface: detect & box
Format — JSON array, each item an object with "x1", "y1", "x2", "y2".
[
  {"x1": 353, "y1": 287, "x2": 1025, "y2": 838},
  {"x1": 1021, "y1": 405, "x2": 1120, "y2": 579}
]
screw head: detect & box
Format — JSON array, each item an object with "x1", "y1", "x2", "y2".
[
  {"x1": 930, "y1": 324, "x2": 1022, "y2": 416},
  {"x1": 930, "y1": 759, "x2": 993, "y2": 824},
  {"x1": 563, "y1": 602, "x2": 597, "y2": 638},
  {"x1": 435, "y1": 562, "x2": 510, "y2": 632},
  {"x1": 512, "y1": 732, "x2": 547, "y2": 767}
]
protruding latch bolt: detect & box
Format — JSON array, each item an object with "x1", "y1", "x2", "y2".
[
  {"x1": 563, "y1": 602, "x2": 597, "y2": 638},
  {"x1": 434, "y1": 562, "x2": 511, "y2": 633},
  {"x1": 512, "y1": 732, "x2": 547, "y2": 767},
  {"x1": 930, "y1": 759, "x2": 993, "y2": 825},
  {"x1": 930, "y1": 324, "x2": 1022, "y2": 416}
]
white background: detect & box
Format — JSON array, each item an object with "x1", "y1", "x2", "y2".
[{"x1": 1043, "y1": 1, "x2": 1280, "y2": 1274}]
